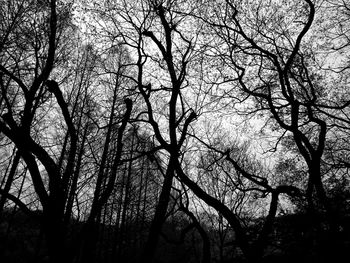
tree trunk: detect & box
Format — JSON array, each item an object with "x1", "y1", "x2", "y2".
[
  {"x1": 141, "y1": 156, "x2": 176, "y2": 263},
  {"x1": 43, "y1": 205, "x2": 67, "y2": 263}
]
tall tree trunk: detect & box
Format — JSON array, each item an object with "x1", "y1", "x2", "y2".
[
  {"x1": 118, "y1": 132, "x2": 135, "y2": 258},
  {"x1": 180, "y1": 205, "x2": 211, "y2": 263},
  {"x1": 142, "y1": 156, "x2": 176, "y2": 263},
  {"x1": 43, "y1": 199, "x2": 67, "y2": 263},
  {"x1": 64, "y1": 125, "x2": 88, "y2": 225}
]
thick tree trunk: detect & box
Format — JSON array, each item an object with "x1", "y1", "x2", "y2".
[{"x1": 43, "y1": 206, "x2": 67, "y2": 263}]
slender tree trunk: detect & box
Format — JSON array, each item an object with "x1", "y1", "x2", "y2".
[
  {"x1": 64, "y1": 125, "x2": 88, "y2": 225},
  {"x1": 118, "y1": 132, "x2": 135, "y2": 258},
  {"x1": 112, "y1": 188, "x2": 123, "y2": 261},
  {"x1": 180, "y1": 205, "x2": 211, "y2": 263},
  {"x1": 142, "y1": 156, "x2": 176, "y2": 263}
]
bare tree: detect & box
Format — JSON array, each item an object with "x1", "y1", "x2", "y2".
[{"x1": 0, "y1": 2, "x2": 133, "y2": 262}]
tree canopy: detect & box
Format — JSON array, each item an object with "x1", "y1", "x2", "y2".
[{"x1": 1, "y1": 0, "x2": 350, "y2": 263}]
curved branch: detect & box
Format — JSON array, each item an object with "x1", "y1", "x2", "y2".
[
  {"x1": 0, "y1": 188, "x2": 38, "y2": 218},
  {"x1": 45, "y1": 80, "x2": 77, "y2": 187},
  {"x1": 284, "y1": 0, "x2": 315, "y2": 71}
]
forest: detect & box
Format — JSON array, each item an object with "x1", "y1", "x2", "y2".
[{"x1": 0, "y1": 0, "x2": 350, "y2": 262}]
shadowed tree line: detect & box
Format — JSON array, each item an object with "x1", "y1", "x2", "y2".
[{"x1": 1, "y1": 0, "x2": 350, "y2": 263}]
